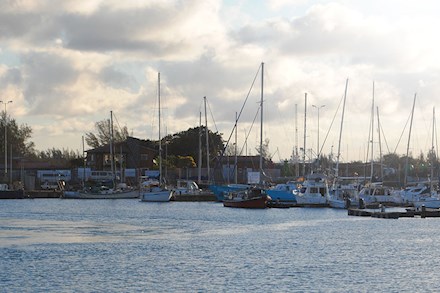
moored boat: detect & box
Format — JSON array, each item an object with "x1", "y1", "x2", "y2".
[
  {"x1": 265, "y1": 181, "x2": 298, "y2": 203},
  {"x1": 223, "y1": 187, "x2": 271, "y2": 209},
  {"x1": 139, "y1": 177, "x2": 173, "y2": 202},
  {"x1": 295, "y1": 173, "x2": 329, "y2": 207},
  {"x1": 327, "y1": 180, "x2": 360, "y2": 209},
  {"x1": 0, "y1": 183, "x2": 25, "y2": 199},
  {"x1": 63, "y1": 184, "x2": 138, "y2": 199},
  {"x1": 209, "y1": 183, "x2": 250, "y2": 201},
  {"x1": 358, "y1": 183, "x2": 401, "y2": 206}
]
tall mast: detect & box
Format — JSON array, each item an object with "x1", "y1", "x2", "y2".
[
  {"x1": 295, "y1": 103, "x2": 299, "y2": 177},
  {"x1": 370, "y1": 82, "x2": 374, "y2": 181},
  {"x1": 110, "y1": 110, "x2": 115, "y2": 186},
  {"x1": 158, "y1": 72, "x2": 162, "y2": 184},
  {"x1": 335, "y1": 79, "x2": 349, "y2": 179},
  {"x1": 303, "y1": 93, "x2": 307, "y2": 176},
  {"x1": 259, "y1": 62, "x2": 264, "y2": 184},
  {"x1": 431, "y1": 107, "x2": 435, "y2": 191},
  {"x1": 377, "y1": 106, "x2": 383, "y2": 181},
  {"x1": 198, "y1": 111, "x2": 202, "y2": 184},
  {"x1": 82, "y1": 135, "x2": 85, "y2": 187},
  {"x1": 234, "y1": 111, "x2": 238, "y2": 184},
  {"x1": 404, "y1": 93, "x2": 417, "y2": 187},
  {"x1": 204, "y1": 97, "x2": 210, "y2": 182}
]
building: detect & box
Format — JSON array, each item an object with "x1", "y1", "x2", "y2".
[{"x1": 85, "y1": 136, "x2": 157, "y2": 172}]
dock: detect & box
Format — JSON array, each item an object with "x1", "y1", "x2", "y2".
[
  {"x1": 26, "y1": 190, "x2": 62, "y2": 198},
  {"x1": 348, "y1": 206, "x2": 440, "y2": 219},
  {"x1": 171, "y1": 192, "x2": 217, "y2": 202}
]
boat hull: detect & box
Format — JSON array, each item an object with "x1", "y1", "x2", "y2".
[
  {"x1": 63, "y1": 190, "x2": 139, "y2": 199},
  {"x1": 223, "y1": 195, "x2": 270, "y2": 209},
  {"x1": 296, "y1": 195, "x2": 328, "y2": 207},
  {"x1": 140, "y1": 190, "x2": 173, "y2": 202},
  {"x1": 0, "y1": 190, "x2": 25, "y2": 199},
  {"x1": 413, "y1": 198, "x2": 440, "y2": 209},
  {"x1": 265, "y1": 190, "x2": 296, "y2": 202}
]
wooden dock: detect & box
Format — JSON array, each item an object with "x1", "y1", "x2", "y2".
[{"x1": 348, "y1": 206, "x2": 440, "y2": 219}]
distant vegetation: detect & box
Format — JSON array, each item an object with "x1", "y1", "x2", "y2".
[{"x1": 1, "y1": 111, "x2": 438, "y2": 184}]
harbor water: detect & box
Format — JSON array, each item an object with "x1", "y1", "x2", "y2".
[{"x1": 1, "y1": 199, "x2": 440, "y2": 292}]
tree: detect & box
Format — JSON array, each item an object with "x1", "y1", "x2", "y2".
[
  {"x1": 165, "y1": 126, "x2": 224, "y2": 167},
  {"x1": 85, "y1": 119, "x2": 129, "y2": 148},
  {"x1": 34, "y1": 147, "x2": 83, "y2": 167},
  {"x1": 255, "y1": 138, "x2": 271, "y2": 161},
  {"x1": 0, "y1": 111, "x2": 35, "y2": 157}
]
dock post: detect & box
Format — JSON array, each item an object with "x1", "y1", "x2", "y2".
[{"x1": 421, "y1": 205, "x2": 426, "y2": 218}]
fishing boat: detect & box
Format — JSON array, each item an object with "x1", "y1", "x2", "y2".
[
  {"x1": 139, "y1": 72, "x2": 172, "y2": 202},
  {"x1": 223, "y1": 187, "x2": 271, "y2": 209},
  {"x1": 295, "y1": 173, "x2": 329, "y2": 207}
]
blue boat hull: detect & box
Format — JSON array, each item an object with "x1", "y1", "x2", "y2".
[
  {"x1": 265, "y1": 190, "x2": 296, "y2": 202},
  {"x1": 209, "y1": 184, "x2": 249, "y2": 201}
]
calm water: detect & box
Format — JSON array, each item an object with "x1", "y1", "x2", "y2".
[{"x1": 1, "y1": 199, "x2": 440, "y2": 292}]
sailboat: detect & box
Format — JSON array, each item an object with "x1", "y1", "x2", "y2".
[
  {"x1": 223, "y1": 62, "x2": 271, "y2": 209},
  {"x1": 64, "y1": 111, "x2": 139, "y2": 199},
  {"x1": 358, "y1": 84, "x2": 400, "y2": 206},
  {"x1": 326, "y1": 79, "x2": 359, "y2": 208},
  {"x1": 407, "y1": 107, "x2": 440, "y2": 208},
  {"x1": 140, "y1": 72, "x2": 173, "y2": 202}
]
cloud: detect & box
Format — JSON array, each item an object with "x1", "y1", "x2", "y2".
[{"x1": 1, "y1": 0, "x2": 440, "y2": 161}]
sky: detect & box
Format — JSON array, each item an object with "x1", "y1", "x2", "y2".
[{"x1": 1, "y1": 0, "x2": 440, "y2": 163}]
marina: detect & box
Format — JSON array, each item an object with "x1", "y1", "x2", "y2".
[{"x1": 2, "y1": 198, "x2": 440, "y2": 292}]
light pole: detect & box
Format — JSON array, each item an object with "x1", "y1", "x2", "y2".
[
  {"x1": 0, "y1": 100, "x2": 12, "y2": 178},
  {"x1": 312, "y1": 104, "x2": 325, "y2": 159}
]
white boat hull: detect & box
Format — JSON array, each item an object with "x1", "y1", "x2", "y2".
[
  {"x1": 413, "y1": 198, "x2": 440, "y2": 209},
  {"x1": 140, "y1": 190, "x2": 173, "y2": 202},
  {"x1": 296, "y1": 194, "x2": 328, "y2": 206}
]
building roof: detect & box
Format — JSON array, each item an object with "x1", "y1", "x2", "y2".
[{"x1": 86, "y1": 136, "x2": 157, "y2": 154}]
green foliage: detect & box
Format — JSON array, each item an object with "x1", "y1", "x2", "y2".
[
  {"x1": 0, "y1": 111, "x2": 35, "y2": 157},
  {"x1": 176, "y1": 156, "x2": 196, "y2": 168},
  {"x1": 164, "y1": 126, "x2": 224, "y2": 167},
  {"x1": 34, "y1": 147, "x2": 83, "y2": 167},
  {"x1": 85, "y1": 119, "x2": 129, "y2": 148}
]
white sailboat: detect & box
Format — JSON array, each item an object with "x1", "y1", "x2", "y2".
[
  {"x1": 327, "y1": 79, "x2": 358, "y2": 208},
  {"x1": 64, "y1": 111, "x2": 138, "y2": 199},
  {"x1": 401, "y1": 108, "x2": 440, "y2": 209},
  {"x1": 140, "y1": 72, "x2": 173, "y2": 202},
  {"x1": 358, "y1": 83, "x2": 400, "y2": 206}
]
